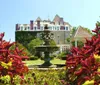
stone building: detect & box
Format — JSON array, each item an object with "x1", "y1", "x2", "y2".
[{"x1": 15, "y1": 15, "x2": 72, "y2": 52}]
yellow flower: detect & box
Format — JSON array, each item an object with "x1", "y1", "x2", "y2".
[
  {"x1": 94, "y1": 54, "x2": 100, "y2": 62},
  {"x1": 1, "y1": 61, "x2": 12, "y2": 69},
  {"x1": 7, "y1": 61, "x2": 12, "y2": 67},
  {"x1": 1, "y1": 62, "x2": 8, "y2": 69},
  {"x1": 82, "y1": 80, "x2": 94, "y2": 85}
]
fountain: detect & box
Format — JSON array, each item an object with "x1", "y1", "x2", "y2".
[{"x1": 35, "y1": 25, "x2": 59, "y2": 67}]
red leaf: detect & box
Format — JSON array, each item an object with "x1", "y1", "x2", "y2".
[{"x1": 74, "y1": 69, "x2": 83, "y2": 76}]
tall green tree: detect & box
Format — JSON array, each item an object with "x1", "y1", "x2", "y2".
[
  {"x1": 84, "y1": 27, "x2": 93, "y2": 35},
  {"x1": 15, "y1": 31, "x2": 37, "y2": 48},
  {"x1": 71, "y1": 27, "x2": 77, "y2": 35},
  {"x1": 28, "y1": 38, "x2": 43, "y2": 55},
  {"x1": 10, "y1": 42, "x2": 31, "y2": 56},
  {"x1": 66, "y1": 27, "x2": 77, "y2": 44},
  {"x1": 71, "y1": 40, "x2": 84, "y2": 48}
]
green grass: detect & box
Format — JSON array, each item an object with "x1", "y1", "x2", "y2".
[
  {"x1": 51, "y1": 58, "x2": 66, "y2": 64},
  {"x1": 23, "y1": 58, "x2": 66, "y2": 66},
  {"x1": 23, "y1": 59, "x2": 44, "y2": 66}
]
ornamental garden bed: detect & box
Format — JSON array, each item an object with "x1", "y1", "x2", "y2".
[{"x1": 0, "y1": 22, "x2": 100, "y2": 85}]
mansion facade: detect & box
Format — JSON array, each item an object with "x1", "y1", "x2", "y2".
[{"x1": 15, "y1": 15, "x2": 72, "y2": 52}]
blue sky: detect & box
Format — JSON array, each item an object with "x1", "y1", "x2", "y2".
[{"x1": 0, "y1": 0, "x2": 100, "y2": 42}]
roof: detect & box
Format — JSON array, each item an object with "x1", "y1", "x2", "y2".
[
  {"x1": 74, "y1": 26, "x2": 92, "y2": 38},
  {"x1": 36, "y1": 17, "x2": 42, "y2": 21},
  {"x1": 48, "y1": 18, "x2": 51, "y2": 22},
  {"x1": 53, "y1": 14, "x2": 60, "y2": 22},
  {"x1": 34, "y1": 15, "x2": 71, "y2": 27},
  {"x1": 64, "y1": 22, "x2": 72, "y2": 27}
]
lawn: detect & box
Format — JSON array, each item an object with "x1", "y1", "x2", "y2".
[{"x1": 23, "y1": 58, "x2": 66, "y2": 66}]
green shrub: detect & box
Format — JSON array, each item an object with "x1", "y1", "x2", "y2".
[
  {"x1": 30, "y1": 56, "x2": 38, "y2": 60},
  {"x1": 57, "y1": 52, "x2": 65, "y2": 59},
  {"x1": 10, "y1": 42, "x2": 32, "y2": 57},
  {"x1": 40, "y1": 56, "x2": 44, "y2": 60},
  {"x1": 50, "y1": 55, "x2": 56, "y2": 60},
  {"x1": 60, "y1": 56, "x2": 66, "y2": 60},
  {"x1": 28, "y1": 69, "x2": 66, "y2": 85},
  {"x1": 71, "y1": 40, "x2": 84, "y2": 48},
  {"x1": 1, "y1": 69, "x2": 66, "y2": 85}
]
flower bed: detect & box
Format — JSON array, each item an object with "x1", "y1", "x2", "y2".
[{"x1": 0, "y1": 69, "x2": 66, "y2": 85}]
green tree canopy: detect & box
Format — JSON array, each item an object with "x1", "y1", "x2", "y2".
[
  {"x1": 28, "y1": 38, "x2": 43, "y2": 55},
  {"x1": 49, "y1": 39, "x2": 56, "y2": 46},
  {"x1": 66, "y1": 27, "x2": 77, "y2": 44},
  {"x1": 71, "y1": 27, "x2": 77, "y2": 35},
  {"x1": 10, "y1": 42, "x2": 31, "y2": 56}
]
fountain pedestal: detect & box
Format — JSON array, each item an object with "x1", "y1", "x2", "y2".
[
  {"x1": 35, "y1": 25, "x2": 59, "y2": 67},
  {"x1": 42, "y1": 52, "x2": 51, "y2": 66},
  {"x1": 35, "y1": 46, "x2": 58, "y2": 67}
]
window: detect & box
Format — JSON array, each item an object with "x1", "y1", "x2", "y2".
[
  {"x1": 34, "y1": 27, "x2": 36, "y2": 30},
  {"x1": 66, "y1": 27, "x2": 68, "y2": 30},
  {"x1": 28, "y1": 27, "x2": 30, "y2": 30},
  {"x1": 49, "y1": 26, "x2": 52, "y2": 30},
  {"x1": 25, "y1": 27, "x2": 27, "y2": 30},
  {"x1": 57, "y1": 26, "x2": 59, "y2": 30},
  {"x1": 53, "y1": 26, "x2": 55, "y2": 30},
  {"x1": 21, "y1": 27, "x2": 23, "y2": 30},
  {"x1": 41, "y1": 26, "x2": 43, "y2": 30},
  {"x1": 55, "y1": 27, "x2": 56, "y2": 30}
]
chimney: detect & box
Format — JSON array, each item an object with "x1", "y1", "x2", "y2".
[
  {"x1": 60, "y1": 26, "x2": 65, "y2": 30},
  {"x1": 16, "y1": 24, "x2": 19, "y2": 30},
  {"x1": 30, "y1": 20, "x2": 34, "y2": 30},
  {"x1": 60, "y1": 18, "x2": 64, "y2": 25},
  {"x1": 37, "y1": 20, "x2": 40, "y2": 29}
]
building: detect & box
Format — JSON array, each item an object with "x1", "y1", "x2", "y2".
[
  {"x1": 15, "y1": 15, "x2": 72, "y2": 52},
  {"x1": 71, "y1": 26, "x2": 92, "y2": 47}
]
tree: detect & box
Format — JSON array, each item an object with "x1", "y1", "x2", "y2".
[
  {"x1": 84, "y1": 27, "x2": 93, "y2": 35},
  {"x1": 28, "y1": 38, "x2": 43, "y2": 55},
  {"x1": 49, "y1": 39, "x2": 56, "y2": 46},
  {"x1": 15, "y1": 31, "x2": 37, "y2": 48},
  {"x1": 49, "y1": 39, "x2": 59, "y2": 52},
  {"x1": 66, "y1": 27, "x2": 77, "y2": 44},
  {"x1": 71, "y1": 40, "x2": 84, "y2": 48},
  {"x1": 71, "y1": 27, "x2": 77, "y2": 35},
  {"x1": 66, "y1": 37, "x2": 70, "y2": 44},
  {"x1": 10, "y1": 42, "x2": 31, "y2": 57}
]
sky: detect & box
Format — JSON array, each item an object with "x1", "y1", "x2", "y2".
[{"x1": 0, "y1": 0, "x2": 100, "y2": 42}]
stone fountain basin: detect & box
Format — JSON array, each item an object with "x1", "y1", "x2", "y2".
[
  {"x1": 35, "y1": 45, "x2": 59, "y2": 52},
  {"x1": 28, "y1": 64, "x2": 65, "y2": 70}
]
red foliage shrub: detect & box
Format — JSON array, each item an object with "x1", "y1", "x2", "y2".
[
  {"x1": 66, "y1": 22, "x2": 100, "y2": 85},
  {"x1": 0, "y1": 33, "x2": 28, "y2": 78}
]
